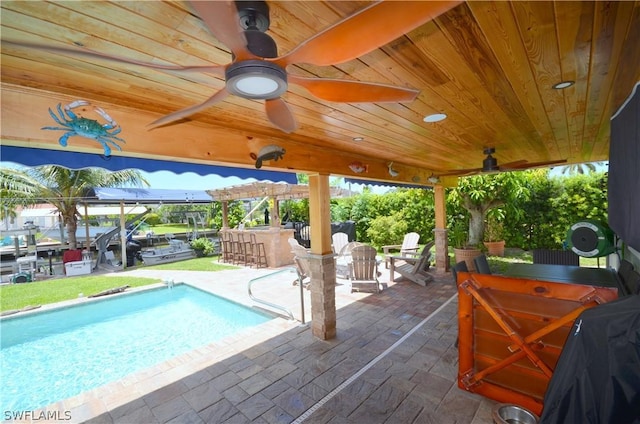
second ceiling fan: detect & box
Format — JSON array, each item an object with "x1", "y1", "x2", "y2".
[
  {"x1": 436, "y1": 148, "x2": 567, "y2": 177},
  {"x1": 10, "y1": 1, "x2": 461, "y2": 133}
]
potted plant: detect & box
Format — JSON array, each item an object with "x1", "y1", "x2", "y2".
[
  {"x1": 448, "y1": 173, "x2": 528, "y2": 267},
  {"x1": 449, "y1": 215, "x2": 482, "y2": 271},
  {"x1": 484, "y1": 212, "x2": 506, "y2": 257},
  {"x1": 190, "y1": 237, "x2": 214, "y2": 257}
]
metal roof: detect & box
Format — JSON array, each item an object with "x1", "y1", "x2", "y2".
[{"x1": 85, "y1": 188, "x2": 212, "y2": 204}]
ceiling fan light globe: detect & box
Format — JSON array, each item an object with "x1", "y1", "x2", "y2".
[
  {"x1": 236, "y1": 76, "x2": 278, "y2": 95},
  {"x1": 226, "y1": 60, "x2": 288, "y2": 99}
]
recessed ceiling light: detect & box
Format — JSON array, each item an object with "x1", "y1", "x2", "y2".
[
  {"x1": 553, "y1": 81, "x2": 574, "y2": 90},
  {"x1": 352, "y1": 137, "x2": 364, "y2": 142},
  {"x1": 423, "y1": 113, "x2": 447, "y2": 123}
]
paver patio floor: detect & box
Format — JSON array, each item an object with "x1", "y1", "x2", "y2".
[{"x1": 23, "y1": 263, "x2": 497, "y2": 423}]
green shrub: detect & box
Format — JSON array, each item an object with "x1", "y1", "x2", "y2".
[
  {"x1": 144, "y1": 212, "x2": 162, "y2": 226},
  {"x1": 190, "y1": 237, "x2": 215, "y2": 255},
  {"x1": 366, "y1": 213, "x2": 408, "y2": 249}
]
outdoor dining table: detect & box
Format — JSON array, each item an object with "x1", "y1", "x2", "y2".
[
  {"x1": 504, "y1": 263, "x2": 625, "y2": 293},
  {"x1": 456, "y1": 264, "x2": 621, "y2": 415}
]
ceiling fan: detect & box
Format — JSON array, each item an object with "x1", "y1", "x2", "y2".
[
  {"x1": 436, "y1": 147, "x2": 567, "y2": 177},
  {"x1": 7, "y1": 1, "x2": 460, "y2": 133}
]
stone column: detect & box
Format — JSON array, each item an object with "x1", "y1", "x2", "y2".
[
  {"x1": 434, "y1": 228, "x2": 449, "y2": 271},
  {"x1": 308, "y1": 173, "x2": 336, "y2": 340},
  {"x1": 308, "y1": 253, "x2": 336, "y2": 339}
]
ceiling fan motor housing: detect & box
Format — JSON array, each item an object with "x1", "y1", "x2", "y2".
[
  {"x1": 482, "y1": 154, "x2": 499, "y2": 172},
  {"x1": 235, "y1": 0, "x2": 278, "y2": 58},
  {"x1": 481, "y1": 147, "x2": 499, "y2": 171},
  {"x1": 244, "y1": 30, "x2": 278, "y2": 58}
]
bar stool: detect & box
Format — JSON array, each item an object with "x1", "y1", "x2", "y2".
[
  {"x1": 232, "y1": 232, "x2": 249, "y2": 265},
  {"x1": 248, "y1": 232, "x2": 268, "y2": 268},
  {"x1": 219, "y1": 232, "x2": 233, "y2": 263}
]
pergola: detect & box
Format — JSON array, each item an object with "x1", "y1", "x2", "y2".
[{"x1": 207, "y1": 181, "x2": 352, "y2": 229}]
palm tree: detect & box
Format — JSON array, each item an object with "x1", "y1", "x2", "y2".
[
  {"x1": 559, "y1": 161, "x2": 606, "y2": 175},
  {"x1": 0, "y1": 166, "x2": 148, "y2": 249}
]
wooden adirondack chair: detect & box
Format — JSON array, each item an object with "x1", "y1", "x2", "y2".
[
  {"x1": 290, "y1": 243, "x2": 311, "y2": 289},
  {"x1": 382, "y1": 232, "x2": 420, "y2": 268},
  {"x1": 336, "y1": 241, "x2": 363, "y2": 279},
  {"x1": 389, "y1": 242, "x2": 434, "y2": 287},
  {"x1": 332, "y1": 232, "x2": 349, "y2": 255},
  {"x1": 349, "y1": 245, "x2": 381, "y2": 293}
]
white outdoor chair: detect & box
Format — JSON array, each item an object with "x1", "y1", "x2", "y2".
[{"x1": 382, "y1": 232, "x2": 420, "y2": 268}]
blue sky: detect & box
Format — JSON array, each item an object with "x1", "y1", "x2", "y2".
[{"x1": 136, "y1": 170, "x2": 255, "y2": 190}]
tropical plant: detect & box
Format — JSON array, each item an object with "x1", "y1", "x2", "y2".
[
  {"x1": 484, "y1": 210, "x2": 505, "y2": 242},
  {"x1": 190, "y1": 237, "x2": 215, "y2": 255},
  {"x1": 209, "y1": 200, "x2": 245, "y2": 229},
  {"x1": 448, "y1": 214, "x2": 470, "y2": 248},
  {"x1": 279, "y1": 198, "x2": 309, "y2": 222},
  {"x1": 558, "y1": 161, "x2": 606, "y2": 175},
  {"x1": 0, "y1": 166, "x2": 147, "y2": 249},
  {"x1": 447, "y1": 172, "x2": 529, "y2": 247}
]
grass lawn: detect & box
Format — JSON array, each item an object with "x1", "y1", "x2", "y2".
[
  {"x1": 147, "y1": 224, "x2": 216, "y2": 236},
  {"x1": 0, "y1": 256, "x2": 237, "y2": 313},
  {"x1": 140, "y1": 256, "x2": 237, "y2": 272},
  {"x1": 462, "y1": 247, "x2": 602, "y2": 274},
  {"x1": 0, "y1": 276, "x2": 159, "y2": 313},
  {"x1": 146, "y1": 223, "x2": 192, "y2": 235}
]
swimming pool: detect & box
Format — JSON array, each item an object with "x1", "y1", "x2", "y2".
[{"x1": 0, "y1": 284, "x2": 271, "y2": 412}]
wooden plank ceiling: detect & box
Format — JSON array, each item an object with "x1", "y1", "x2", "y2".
[{"x1": 1, "y1": 1, "x2": 638, "y2": 186}]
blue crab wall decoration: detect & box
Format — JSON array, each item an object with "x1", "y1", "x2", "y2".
[{"x1": 42, "y1": 100, "x2": 126, "y2": 156}]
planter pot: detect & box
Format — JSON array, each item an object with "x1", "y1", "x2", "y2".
[
  {"x1": 454, "y1": 247, "x2": 482, "y2": 272},
  {"x1": 484, "y1": 240, "x2": 505, "y2": 257},
  {"x1": 194, "y1": 249, "x2": 206, "y2": 258}
]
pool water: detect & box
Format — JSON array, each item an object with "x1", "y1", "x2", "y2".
[{"x1": 0, "y1": 285, "x2": 270, "y2": 412}]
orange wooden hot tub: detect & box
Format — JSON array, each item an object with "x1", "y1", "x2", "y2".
[{"x1": 456, "y1": 269, "x2": 620, "y2": 416}]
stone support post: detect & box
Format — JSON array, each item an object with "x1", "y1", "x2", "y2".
[{"x1": 308, "y1": 173, "x2": 336, "y2": 340}]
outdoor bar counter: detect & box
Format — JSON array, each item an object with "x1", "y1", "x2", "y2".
[{"x1": 221, "y1": 227, "x2": 295, "y2": 268}]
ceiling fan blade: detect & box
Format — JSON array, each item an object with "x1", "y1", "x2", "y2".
[
  {"x1": 502, "y1": 159, "x2": 568, "y2": 170},
  {"x1": 188, "y1": 1, "x2": 253, "y2": 61},
  {"x1": 274, "y1": 1, "x2": 461, "y2": 67},
  {"x1": 436, "y1": 167, "x2": 482, "y2": 177},
  {"x1": 498, "y1": 160, "x2": 529, "y2": 169},
  {"x1": 265, "y1": 98, "x2": 297, "y2": 133},
  {"x1": 148, "y1": 87, "x2": 230, "y2": 128},
  {"x1": 4, "y1": 41, "x2": 226, "y2": 76},
  {"x1": 289, "y1": 75, "x2": 418, "y2": 103}
]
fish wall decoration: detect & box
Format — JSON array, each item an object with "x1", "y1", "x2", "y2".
[{"x1": 349, "y1": 161, "x2": 368, "y2": 173}]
